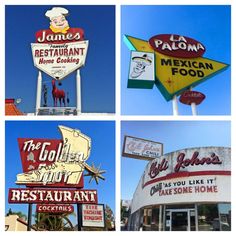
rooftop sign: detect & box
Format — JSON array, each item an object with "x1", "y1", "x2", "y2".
[
  {"x1": 130, "y1": 147, "x2": 231, "y2": 214},
  {"x1": 122, "y1": 135, "x2": 163, "y2": 161}
]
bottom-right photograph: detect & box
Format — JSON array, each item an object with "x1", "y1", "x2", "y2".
[{"x1": 121, "y1": 121, "x2": 231, "y2": 231}]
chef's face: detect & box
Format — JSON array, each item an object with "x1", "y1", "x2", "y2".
[{"x1": 51, "y1": 15, "x2": 69, "y2": 30}]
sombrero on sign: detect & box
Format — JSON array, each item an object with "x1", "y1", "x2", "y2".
[{"x1": 132, "y1": 54, "x2": 152, "y2": 66}]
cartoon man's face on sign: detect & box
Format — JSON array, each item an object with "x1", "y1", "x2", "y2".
[
  {"x1": 51, "y1": 15, "x2": 69, "y2": 30},
  {"x1": 131, "y1": 54, "x2": 152, "y2": 78},
  {"x1": 45, "y1": 7, "x2": 70, "y2": 33}
]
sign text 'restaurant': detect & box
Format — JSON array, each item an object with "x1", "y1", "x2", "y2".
[{"x1": 8, "y1": 188, "x2": 97, "y2": 204}]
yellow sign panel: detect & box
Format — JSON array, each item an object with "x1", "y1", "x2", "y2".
[{"x1": 124, "y1": 35, "x2": 229, "y2": 101}]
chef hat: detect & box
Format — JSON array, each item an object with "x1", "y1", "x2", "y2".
[{"x1": 45, "y1": 7, "x2": 69, "y2": 20}]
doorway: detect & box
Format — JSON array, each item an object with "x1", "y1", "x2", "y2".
[{"x1": 165, "y1": 209, "x2": 196, "y2": 231}]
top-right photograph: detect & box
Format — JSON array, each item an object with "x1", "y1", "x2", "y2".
[{"x1": 121, "y1": 5, "x2": 230, "y2": 116}]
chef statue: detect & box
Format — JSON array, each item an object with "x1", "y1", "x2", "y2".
[{"x1": 45, "y1": 7, "x2": 70, "y2": 34}]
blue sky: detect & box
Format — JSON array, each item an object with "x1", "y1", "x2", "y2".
[
  {"x1": 121, "y1": 121, "x2": 231, "y2": 200},
  {"x1": 5, "y1": 121, "x2": 115, "y2": 223},
  {"x1": 121, "y1": 5, "x2": 231, "y2": 115},
  {"x1": 6, "y1": 5, "x2": 115, "y2": 113}
]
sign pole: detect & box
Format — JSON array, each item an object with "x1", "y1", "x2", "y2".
[
  {"x1": 77, "y1": 204, "x2": 82, "y2": 231},
  {"x1": 35, "y1": 71, "x2": 42, "y2": 115},
  {"x1": 172, "y1": 95, "x2": 179, "y2": 115},
  {"x1": 190, "y1": 87, "x2": 197, "y2": 116},
  {"x1": 76, "y1": 69, "x2": 82, "y2": 115},
  {"x1": 191, "y1": 102, "x2": 197, "y2": 115},
  {"x1": 27, "y1": 203, "x2": 32, "y2": 231}
]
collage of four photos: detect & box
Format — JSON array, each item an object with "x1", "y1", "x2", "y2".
[{"x1": 4, "y1": 3, "x2": 232, "y2": 232}]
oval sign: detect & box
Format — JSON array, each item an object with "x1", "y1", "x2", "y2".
[
  {"x1": 149, "y1": 34, "x2": 205, "y2": 58},
  {"x1": 179, "y1": 91, "x2": 206, "y2": 105},
  {"x1": 35, "y1": 28, "x2": 84, "y2": 44}
]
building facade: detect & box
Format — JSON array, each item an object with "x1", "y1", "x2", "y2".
[
  {"x1": 128, "y1": 147, "x2": 231, "y2": 231},
  {"x1": 5, "y1": 215, "x2": 36, "y2": 231}
]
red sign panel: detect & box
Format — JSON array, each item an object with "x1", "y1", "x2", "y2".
[
  {"x1": 35, "y1": 28, "x2": 84, "y2": 44},
  {"x1": 149, "y1": 34, "x2": 205, "y2": 58},
  {"x1": 17, "y1": 138, "x2": 84, "y2": 188},
  {"x1": 179, "y1": 91, "x2": 206, "y2": 105},
  {"x1": 36, "y1": 204, "x2": 74, "y2": 213},
  {"x1": 8, "y1": 188, "x2": 98, "y2": 204}
]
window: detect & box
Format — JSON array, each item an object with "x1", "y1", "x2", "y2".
[
  {"x1": 218, "y1": 203, "x2": 231, "y2": 231},
  {"x1": 151, "y1": 207, "x2": 159, "y2": 230},
  {"x1": 143, "y1": 208, "x2": 152, "y2": 230},
  {"x1": 197, "y1": 204, "x2": 219, "y2": 231}
]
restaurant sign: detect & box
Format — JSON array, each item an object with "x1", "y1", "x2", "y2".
[
  {"x1": 82, "y1": 204, "x2": 105, "y2": 228},
  {"x1": 143, "y1": 147, "x2": 230, "y2": 187},
  {"x1": 31, "y1": 7, "x2": 88, "y2": 80},
  {"x1": 149, "y1": 34, "x2": 205, "y2": 58},
  {"x1": 16, "y1": 125, "x2": 91, "y2": 188},
  {"x1": 31, "y1": 41, "x2": 88, "y2": 80},
  {"x1": 179, "y1": 90, "x2": 205, "y2": 105},
  {"x1": 124, "y1": 34, "x2": 229, "y2": 101},
  {"x1": 122, "y1": 135, "x2": 163, "y2": 161},
  {"x1": 130, "y1": 147, "x2": 231, "y2": 214},
  {"x1": 15, "y1": 125, "x2": 105, "y2": 188},
  {"x1": 8, "y1": 188, "x2": 98, "y2": 204}
]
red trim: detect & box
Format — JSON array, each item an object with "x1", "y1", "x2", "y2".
[
  {"x1": 5, "y1": 99, "x2": 15, "y2": 104},
  {"x1": 143, "y1": 170, "x2": 231, "y2": 188}
]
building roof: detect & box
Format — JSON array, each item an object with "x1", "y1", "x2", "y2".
[
  {"x1": 5, "y1": 99, "x2": 24, "y2": 116},
  {"x1": 5, "y1": 214, "x2": 37, "y2": 231},
  {"x1": 16, "y1": 218, "x2": 37, "y2": 231}
]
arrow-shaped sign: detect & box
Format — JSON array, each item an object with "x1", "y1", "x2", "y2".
[{"x1": 124, "y1": 35, "x2": 229, "y2": 101}]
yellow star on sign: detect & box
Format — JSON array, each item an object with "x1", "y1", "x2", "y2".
[{"x1": 124, "y1": 35, "x2": 229, "y2": 101}]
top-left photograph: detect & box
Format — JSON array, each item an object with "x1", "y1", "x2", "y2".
[{"x1": 5, "y1": 5, "x2": 115, "y2": 116}]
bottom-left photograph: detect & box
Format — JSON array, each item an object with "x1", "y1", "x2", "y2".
[{"x1": 5, "y1": 120, "x2": 115, "y2": 231}]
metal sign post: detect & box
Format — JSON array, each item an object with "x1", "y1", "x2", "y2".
[
  {"x1": 77, "y1": 204, "x2": 82, "y2": 231},
  {"x1": 190, "y1": 87, "x2": 197, "y2": 116},
  {"x1": 172, "y1": 95, "x2": 179, "y2": 115},
  {"x1": 76, "y1": 70, "x2": 82, "y2": 114},
  {"x1": 27, "y1": 203, "x2": 32, "y2": 231},
  {"x1": 35, "y1": 71, "x2": 42, "y2": 115},
  {"x1": 191, "y1": 102, "x2": 197, "y2": 116}
]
